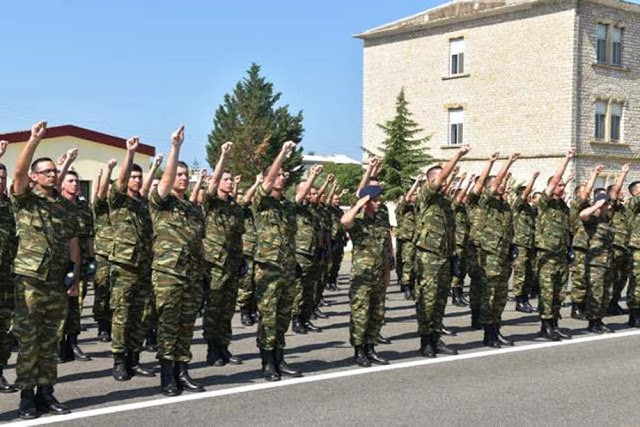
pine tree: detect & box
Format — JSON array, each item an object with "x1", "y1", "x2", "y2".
[
  {"x1": 376, "y1": 89, "x2": 432, "y2": 201},
  {"x1": 207, "y1": 63, "x2": 305, "y2": 187}
]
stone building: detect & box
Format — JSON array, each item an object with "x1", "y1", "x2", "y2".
[{"x1": 356, "y1": 0, "x2": 640, "y2": 192}]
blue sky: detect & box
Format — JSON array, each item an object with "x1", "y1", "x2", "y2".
[{"x1": 0, "y1": 0, "x2": 437, "y2": 166}]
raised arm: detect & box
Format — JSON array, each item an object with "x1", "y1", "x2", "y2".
[
  {"x1": 157, "y1": 126, "x2": 184, "y2": 200},
  {"x1": 263, "y1": 141, "x2": 296, "y2": 193},
  {"x1": 57, "y1": 148, "x2": 78, "y2": 187},
  {"x1": 117, "y1": 137, "x2": 139, "y2": 190},
  {"x1": 433, "y1": 144, "x2": 470, "y2": 189},
  {"x1": 443, "y1": 167, "x2": 460, "y2": 195},
  {"x1": 326, "y1": 178, "x2": 338, "y2": 204},
  {"x1": 612, "y1": 163, "x2": 630, "y2": 201},
  {"x1": 0, "y1": 140, "x2": 7, "y2": 159},
  {"x1": 521, "y1": 171, "x2": 540, "y2": 201},
  {"x1": 207, "y1": 142, "x2": 233, "y2": 194},
  {"x1": 190, "y1": 169, "x2": 207, "y2": 204},
  {"x1": 242, "y1": 173, "x2": 263, "y2": 204},
  {"x1": 232, "y1": 174, "x2": 241, "y2": 199},
  {"x1": 579, "y1": 199, "x2": 606, "y2": 221},
  {"x1": 546, "y1": 149, "x2": 575, "y2": 196},
  {"x1": 491, "y1": 153, "x2": 519, "y2": 192},
  {"x1": 579, "y1": 164, "x2": 604, "y2": 200},
  {"x1": 406, "y1": 174, "x2": 426, "y2": 199},
  {"x1": 295, "y1": 164, "x2": 322, "y2": 204},
  {"x1": 93, "y1": 168, "x2": 103, "y2": 201},
  {"x1": 13, "y1": 121, "x2": 47, "y2": 195},
  {"x1": 97, "y1": 159, "x2": 117, "y2": 200},
  {"x1": 457, "y1": 174, "x2": 475, "y2": 204},
  {"x1": 473, "y1": 151, "x2": 499, "y2": 195},
  {"x1": 141, "y1": 153, "x2": 163, "y2": 198},
  {"x1": 318, "y1": 173, "x2": 334, "y2": 199},
  {"x1": 340, "y1": 195, "x2": 370, "y2": 230},
  {"x1": 356, "y1": 157, "x2": 380, "y2": 197}
]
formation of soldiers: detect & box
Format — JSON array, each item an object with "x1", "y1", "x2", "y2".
[{"x1": 1, "y1": 123, "x2": 640, "y2": 420}]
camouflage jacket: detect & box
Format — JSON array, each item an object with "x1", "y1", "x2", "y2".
[
  {"x1": 350, "y1": 210, "x2": 388, "y2": 281},
  {"x1": 395, "y1": 199, "x2": 416, "y2": 242},
  {"x1": 12, "y1": 187, "x2": 79, "y2": 281},
  {"x1": 535, "y1": 192, "x2": 571, "y2": 254},
  {"x1": 452, "y1": 201, "x2": 469, "y2": 249},
  {"x1": 93, "y1": 198, "x2": 113, "y2": 258},
  {"x1": 252, "y1": 185, "x2": 297, "y2": 270},
  {"x1": 476, "y1": 190, "x2": 513, "y2": 257},
  {"x1": 0, "y1": 193, "x2": 17, "y2": 267},
  {"x1": 74, "y1": 197, "x2": 95, "y2": 254},
  {"x1": 238, "y1": 199, "x2": 257, "y2": 257},
  {"x1": 203, "y1": 193, "x2": 245, "y2": 268},
  {"x1": 585, "y1": 215, "x2": 613, "y2": 267},
  {"x1": 295, "y1": 202, "x2": 321, "y2": 257},
  {"x1": 328, "y1": 205, "x2": 346, "y2": 244},
  {"x1": 512, "y1": 197, "x2": 536, "y2": 249},
  {"x1": 108, "y1": 185, "x2": 153, "y2": 267},
  {"x1": 149, "y1": 188, "x2": 205, "y2": 278},
  {"x1": 415, "y1": 184, "x2": 455, "y2": 257},
  {"x1": 570, "y1": 197, "x2": 590, "y2": 250},
  {"x1": 609, "y1": 200, "x2": 629, "y2": 250},
  {"x1": 313, "y1": 203, "x2": 333, "y2": 251},
  {"x1": 626, "y1": 196, "x2": 640, "y2": 250}
]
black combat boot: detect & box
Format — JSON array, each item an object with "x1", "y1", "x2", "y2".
[
  {"x1": 419, "y1": 335, "x2": 435, "y2": 358},
  {"x1": 495, "y1": 325, "x2": 514, "y2": 346},
  {"x1": 127, "y1": 352, "x2": 155, "y2": 377},
  {"x1": 629, "y1": 310, "x2": 640, "y2": 328},
  {"x1": 57, "y1": 337, "x2": 74, "y2": 363},
  {"x1": 471, "y1": 309, "x2": 482, "y2": 330},
  {"x1": 596, "y1": 319, "x2": 613, "y2": 333},
  {"x1": 313, "y1": 307, "x2": 329, "y2": 319},
  {"x1": 432, "y1": 334, "x2": 458, "y2": 355},
  {"x1": 260, "y1": 349, "x2": 281, "y2": 381},
  {"x1": 275, "y1": 348, "x2": 302, "y2": 377},
  {"x1": 97, "y1": 320, "x2": 111, "y2": 342},
  {"x1": 377, "y1": 333, "x2": 392, "y2": 345},
  {"x1": 0, "y1": 369, "x2": 16, "y2": 393},
  {"x1": 35, "y1": 385, "x2": 70, "y2": 415},
  {"x1": 240, "y1": 308, "x2": 254, "y2": 326},
  {"x1": 206, "y1": 342, "x2": 225, "y2": 366},
  {"x1": 160, "y1": 359, "x2": 180, "y2": 396},
  {"x1": 221, "y1": 346, "x2": 243, "y2": 365},
  {"x1": 540, "y1": 319, "x2": 560, "y2": 341},
  {"x1": 68, "y1": 333, "x2": 91, "y2": 362},
  {"x1": 483, "y1": 325, "x2": 500, "y2": 348},
  {"x1": 365, "y1": 344, "x2": 389, "y2": 365},
  {"x1": 113, "y1": 352, "x2": 131, "y2": 381},
  {"x1": 571, "y1": 303, "x2": 586, "y2": 320},
  {"x1": 175, "y1": 361, "x2": 204, "y2": 392},
  {"x1": 354, "y1": 346, "x2": 371, "y2": 367},
  {"x1": 404, "y1": 285, "x2": 413, "y2": 300},
  {"x1": 18, "y1": 388, "x2": 38, "y2": 419},
  {"x1": 304, "y1": 318, "x2": 323, "y2": 333},
  {"x1": 452, "y1": 287, "x2": 467, "y2": 307},
  {"x1": 606, "y1": 301, "x2": 625, "y2": 316},
  {"x1": 144, "y1": 328, "x2": 158, "y2": 352},
  {"x1": 291, "y1": 316, "x2": 308, "y2": 334},
  {"x1": 552, "y1": 318, "x2": 571, "y2": 340},
  {"x1": 515, "y1": 295, "x2": 534, "y2": 313},
  {"x1": 587, "y1": 319, "x2": 602, "y2": 334}
]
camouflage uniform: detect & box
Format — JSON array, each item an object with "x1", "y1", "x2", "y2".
[
  {"x1": 466, "y1": 192, "x2": 483, "y2": 320},
  {"x1": 348, "y1": 211, "x2": 388, "y2": 346},
  {"x1": 202, "y1": 193, "x2": 245, "y2": 348},
  {"x1": 0, "y1": 193, "x2": 17, "y2": 371},
  {"x1": 451, "y1": 201, "x2": 468, "y2": 291},
  {"x1": 150, "y1": 188, "x2": 204, "y2": 362},
  {"x1": 92, "y1": 197, "x2": 112, "y2": 325},
  {"x1": 626, "y1": 196, "x2": 640, "y2": 318},
  {"x1": 252, "y1": 186, "x2": 297, "y2": 351},
  {"x1": 535, "y1": 192, "x2": 571, "y2": 320},
  {"x1": 584, "y1": 216, "x2": 613, "y2": 320},
  {"x1": 327, "y1": 204, "x2": 346, "y2": 287},
  {"x1": 511, "y1": 197, "x2": 537, "y2": 298},
  {"x1": 108, "y1": 185, "x2": 153, "y2": 355},
  {"x1": 292, "y1": 202, "x2": 320, "y2": 322},
  {"x1": 570, "y1": 197, "x2": 590, "y2": 308},
  {"x1": 12, "y1": 187, "x2": 78, "y2": 389},
  {"x1": 414, "y1": 184, "x2": 455, "y2": 336},
  {"x1": 313, "y1": 204, "x2": 333, "y2": 308},
  {"x1": 395, "y1": 199, "x2": 417, "y2": 291},
  {"x1": 608, "y1": 201, "x2": 630, "y2": 309},
  {"x1": 237, "y1": 201, "x2": 257, "y2": 313}
]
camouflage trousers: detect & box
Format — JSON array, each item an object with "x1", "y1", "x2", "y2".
[
  {"x1": 451, "y1": 245, "x2": 467, "y2": 289},
  {"x1": 153, "y1": 267, "x2": 202, "y2": 362},
  {"x1": 536, "y1": 251, "x2": 569, "y2": 320},
  {"x1": 13, "y1": 274, "x2": 67, "y2": 390},
  {"x1": 142, "y1": 290, "x2": 157, "y2": 332},
  {"x1": 63, "y1": 295, "x2": 81, "y2": 335},
  {"x1": 314, "y1": 255, "x2": 329, "y2": 308},
  {"x1": 626, "y1": 250, "x2": 640, "y2": 312},
  {"x1": 414, "y1": 250, "x2": 451, "y2": 335},
  {"x1": 292, "y1": 253, "x2": 318, "y2": 319},
  {"x1": 92, "y1": 254, "x2": 111, "y2": 323},
  {"x1": 203, "y1": 261, "x2": 240, "y2": 347},
  {"x1": 327, "y1": 242, "x2": 344, "y2": 286},
  {"x1": 255, "y1": 262, "x2": 296, "y2": 350},
  {"x1": 237, "y1": 256, "x2": 256, "y2": 311},
  {"x1": 110, "y1": 262, "x2": 150, "y2": 354},
  {"x1": 0, "y1": 280, "x2": 13, "y2": 369},
  {"x1": 585, "y1": 261, "x2": 612, "y2": 320},
  {"x1": 349, "y1": 272, "x2": 385, "y2": 347},
  {"x1": 570, "y1": 249, "x2": 587, "y2": 306},
  {"x1": 396, "y1": 239, "x2": 416, "y2": 288},
  {"x1": 512, "y1": 246, "x2": 535, "y2": 298},
  {"x1": 610, "y1": 247, "x2": 630, "y2": 306},
  {"x1": 467, "y1": 243, "x2": 483, "y2": 313},
  {"x1": 476, "y1": 250, "x2": 510, "y2": 325}
]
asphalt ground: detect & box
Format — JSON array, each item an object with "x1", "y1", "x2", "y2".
[{"x1": 2, "y1": 261, "x2": 639, "y2": 425}]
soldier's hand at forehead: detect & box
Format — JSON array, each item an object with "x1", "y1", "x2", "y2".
[
  {"x1": 490, "y1": 151, "x2": 500, "y2": 162},
  {"x1": 594, "y1": 199, "x2": 607, "y2": 209},
  {"x1": 30, "y1": 121, "x2": 47, "y2": 142},
  {"x1": 221, "y1": 141, "x2": 233, "y2": 154},
  {"x1": 171, "y1": 125, "x2": 185, "y2": 146},
  {"x1": 153, "y1": 153, "x2": 164, "y2": 168},
  {"x1": 0, "y1": 140, "x2": 7, "y2": 157},
  {"x1": 107, "y1": 158, "x2": 118, "y2": 169},
  {"x1": 67, "y1": 148, "x2": 79, "y2": 162},
  {"x1": 357, "y1": 194, "x2": 371, "y2": 206},
  {"x1": 126, "y1": 136, "x2": 140, "y2": 152}
]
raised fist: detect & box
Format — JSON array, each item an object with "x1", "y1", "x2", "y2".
[
  {"x1": 30, "y1": 121, "x2": 47, "y2": 141},
  {"x1": 171, "y1": 125, "x2": 185, "y2": 146},
  {"x1": 107, "y1": 159, "x2": 118, "y2": 169},
  {"x1": 490, "y1": 152, "x2": 500, "y2": 162},
  {"x1": 282, "y1": 141, "x2": 296, "y2": 155},
  {"x1": 153, "y1": 153, "x2": 164, "y2": 168},
  {"x1": 255, "y1": 173, "x2": 264, "y2": 183},
  {"x1": 566, "y1": 148, "x2": 576, "y2": 159},
  {"x1": 595, "y1": 164, "x2": 604, "y2": 174},
  {"x1": 533, "y1": 171, "x2": 540, "y2": 179},
  {"x1": 622, "y1": 163, "x2": 630, "y2": 173},
  {"x1": 221, "y1": 141, "x2": 233, "y2": 154},
  {"x1": 126, "y1": 137, "x2": 140, "y2": 152},
  {"x1": 326, "y1": 173, "x2": 335, "y2": 183},
  {"x1": 458, "y1": 144, "x2": 471, "y2": 156},
  {"x1": 67, "y1": 148, "x2": 78, "y2": 162},
  {"x1": 510, "y1": 152, "x2": 520, "y2": 162},
  {"x1": 234, "y1": 174, "x2": 242, "y2": 183}
]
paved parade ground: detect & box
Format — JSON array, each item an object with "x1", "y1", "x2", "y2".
[{"x1": 2, "y1": 264, "x2": 639, "y2": 426}]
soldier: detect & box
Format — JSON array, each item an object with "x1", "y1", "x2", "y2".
[
  {"x1": 396, "y1": 176, "x2": 422, "y2": 301},
  {"x1": 535, "y1": 149, "x2": 575, "y2": 341},
  {"x1": 0, "y1": 140, "x2": 18, "y2": 393},
  {"x1": 326, "y1": 187, "x2": 349, "y2": 292},
  {"x1": 253, "y1": 141, "x2": 301, "y2": 381},
  {"x1": 414, "y1": 145, "x2": 469, "y2": 358},
  {"x1": 626, "y1": 180, "x2": 640, "y2": 328},
  {"x1": 310, "y1": 173, "x2": 334, "y2": 323},
  {"x1": 237, "y1": 174, "x2": 262, "y2": 326},
  {"x1": 202, "y1": 142, "x2": 247, "y2": 366},
  {"x1": 12, "y1": 121, "x2": 80, "y2": 418},
  {"x1": 93, "y1": 159, "x2": 117, "y2": 342},
  {"x1": 450, "y1": 173, "x2": 474, "y2": 307},
  {"x1": 512, "y1": 171, "x2": 540, "y2": 313},
  {"x1": 569, "y1": 166, "x2": 603, "y2": 320},
  {"x1": 151, "y1": 126, "x2": 205, "y2": 395},
  {"x1": 108, "y1": 137, "x2": 155, "y2": 381}
]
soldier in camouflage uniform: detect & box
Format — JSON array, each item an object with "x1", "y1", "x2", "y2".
[
  {"x1": 326, "y1": 185, "x2": 348, "y2": 291},
  {"x1": 341, "y1": 186, "x2": 390, "y2": 367},
  {"x1": 414, "y1": 145, "x2": 469, "y2": 358},
  {"x1": 512, "y1": 171, "x2": 540, "y2": 313},
  {"x1": 450, "y1": 173, "x2": 474, "y2": 307},
  {"x1": 12, "y1": 122, "x2": 80, "y2": 418},
  {"x1": 0, "y1": 143, "x2": 18, "y2": 393},
  {"x1": 395, "y1": 177, "x2": 421, "y2": 301},
  {"x1": 569, "y1": 166, "x2": 602, "y2": 320},
  {"x1": 93, "y1": 159, "x2": 117, "y2": 343},
  {"x1": 151, "y1": 126, "x2": 205, "y2": 395},
  {"x1": 253, "y1": 141, "x2": 302, "y2": 381},
  {"x1": 626, "y1": 180, "x2": 640, "y2": 328},
  {"x1": 310, "y1": 176, "x2": 335, "y2": 324},
  {"x1": 291, "y1": 165, "x2": 323, "y2": 335},
  {"x1": 202, "y1": 142, "x2": 247, "y2": 366},
  {"x1": 535, "y1": 149, "x2": 575, "y2": 341},
  {"x1": 606, "y1": 166, "x2": 631, "y2": 316},
  {"x1": 238, "y1": 174, "x2": 262, "y2": 326}
]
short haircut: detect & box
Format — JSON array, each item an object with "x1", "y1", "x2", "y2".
[
  {"x1": 131, "y1": 163, "x2": 143, "y2": 174},
  {"x1": 515, "y1": 185, "x2": 526, "y2": 196},
  {"x1": 426, "y1": 165, "x2": 442, "y2": 180},
  {"x1": 629, "y1": 181, "x2": 640, "y2": 195},
  {"x1": 30, "y1": 157, "x2": 54, "y2": 172},
  {"x1": 532, "y1": 191, "x2": 542, "y2": 198},
  {"x1": 177, "y1": 161, "x2": 189, "y2": 173},
  {"x1": 0, "y1": 163, "x2": 6, "y2": 172},
  {"x1": 65, "y1": 170, "x2": 79, "y2": 178}
]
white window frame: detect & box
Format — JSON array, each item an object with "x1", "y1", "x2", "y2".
[
  {"x1": 449, "y1": 37, "x2": 465, "y2": 75},
  {"x1": 594, "y1": 100, "x2": 623, "y2": 143},
  {"x1": 448, "y1": 108, "x2": 464, "y2": 145},
  {"x1": 596, "y1": 23, "x2": 608, "y2": 64}
]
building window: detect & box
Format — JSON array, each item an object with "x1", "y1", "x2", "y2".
[
  {"x1": 596, "y1": 24, "x2": 607, "y2": 63},
  {"x1": 594, "y1": 100, "x2": 623, "y2": 142},
  {"x1": 610, "y1": 103, "x2": 622, "y2": 142},
  {"x1": 595, "y1": 101, "x2": 606, "y2": 139},
  {"x1": 449, "y1": 108, "x2": 464, "y2": 145},
  {"x1": 450, "y1": 38, "x2": 465, "y2": 75},
  {"x1": 611, "y1": 27, "x2": 622, "y2": 66},
  {"x1": 596, "y1": 23, "x2": 623, "y2": 66}
]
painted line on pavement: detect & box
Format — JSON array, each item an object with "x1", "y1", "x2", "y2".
[{"x1": 8, "y1": 328, "x2": 640, "y2": 426}]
